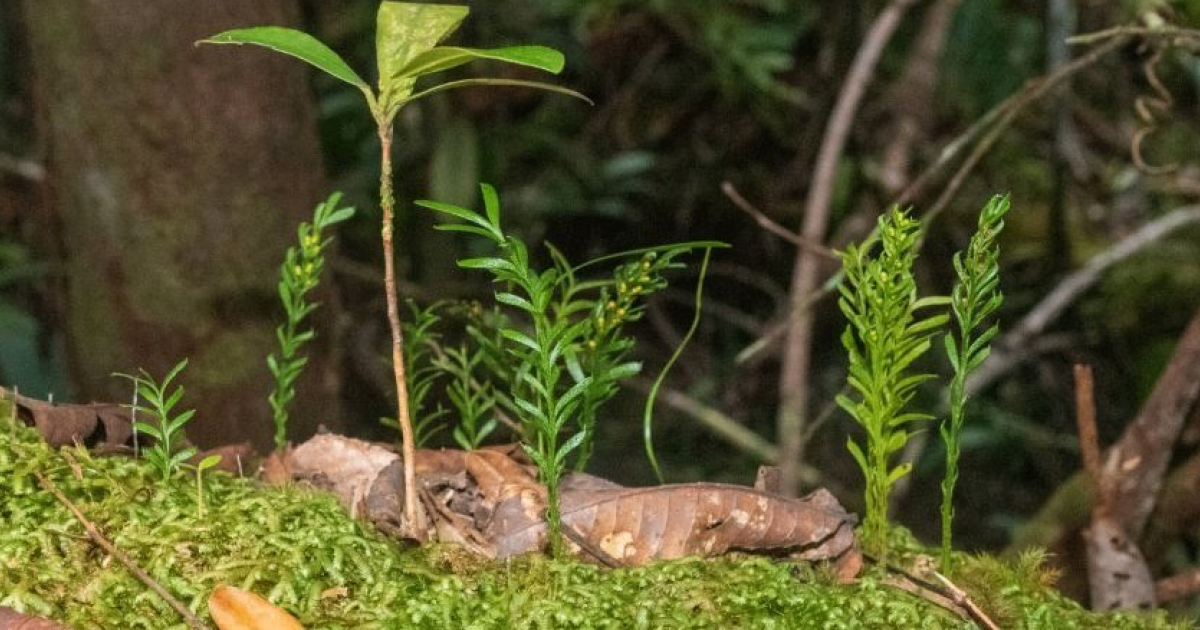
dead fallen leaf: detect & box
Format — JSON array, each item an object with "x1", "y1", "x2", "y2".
[
  {"x1": 208, "y1": 585, "x2": 305, "y2": 630},
  {"x1": 2, "y1": 385, "x2": 132, "y2": 448},
  {"x1": 0, "y1": 607, "x2": 70, "y2": 630}
]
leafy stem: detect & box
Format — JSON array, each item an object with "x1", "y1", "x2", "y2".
[
  {"x1": 268, "y1": 193, "x2": 354, "y2": 453},
  {"x1": 939, "y1": 194, "x2": 1009, "y2": 572},
  {"x1": 836, "y1": 208, "x2": 948, "y2": 558},
  {"x1": 114, "y1": 359, "x2": 197, "y2": 483}
]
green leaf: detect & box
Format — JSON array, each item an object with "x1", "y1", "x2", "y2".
[
  {"x1": 198, "y1": 27, "x2": 370, "y2": 93},
  {"x1": 197, "y1": 454, "x2": 223, "y2": 472},
  {"x1": 495, "y1": 292, "x2": 535, "y2": 313},
  {"x1": 395, "y1": 45, "x2": 565, "y2": 80},
  {"x1": 376, "y1": 2, "x2": 469, "y2": 115},
  {"x1": 481, "y1": 183, "x2": 501, "y2": 230},
  {"x1": 399, "y1": 78, "x2": 594, "y2": 108}
]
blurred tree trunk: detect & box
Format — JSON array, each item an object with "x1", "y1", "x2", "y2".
[{"x1": 22, "y1": 1, "x2": 342, "y2": 449}]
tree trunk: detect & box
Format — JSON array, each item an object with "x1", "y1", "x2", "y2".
[{"x1": 22, "y1": 0, "x2": 341, "y2": 449}]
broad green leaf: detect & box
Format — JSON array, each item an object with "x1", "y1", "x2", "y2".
[
  {"x1": 395, "y1": 45, "x2": 564, "y2": 80},
  {"x1": 197, "y1": 454, "x2": 223, "y2": 471},
  {"x1": 400, "y1": 78, "x2": 593, "y2": 108},
  {"x1": 198, "y1": 27, "x2": 369, "y2": 93},
  {"x1": 376, "y1": 2, "x2": 469, "y2": 115}
]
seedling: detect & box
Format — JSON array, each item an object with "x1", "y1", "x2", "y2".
[
  {"x1": 836, "y1": 209, "x2": 948, "y2": 557},
  {"x1": 187, "y1": 453, "x2": 223, "y2": 518},
  {"x1": 114, "y1": 359, "x2": 197, "y2": 482},
  {"x1": 268, "y1": 193, "x2": 355, "y2": 453},
  {"x1": 418, "y1": 183, "x2": 723, "y2": 555},
  {"x1": 939, "y1": 194, "x2": 1008, "y2": 571},
  {"x1": 199, "y1": 1, "x2": 589, "y2": 535}
]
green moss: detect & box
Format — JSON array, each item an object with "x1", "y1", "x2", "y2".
[{"x1": 0, "y1": 420, "x2": 1189, "y2": 629}]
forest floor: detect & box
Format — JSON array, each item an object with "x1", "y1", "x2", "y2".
[{"x1": 0, "y1": 408, "x2": 1189, "y2": 629}]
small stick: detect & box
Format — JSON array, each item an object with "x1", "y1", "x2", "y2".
[
  {"x1": 720, "y1": 182, "x2": 837, "y2": 259},
  {"x1": 1073, "y1": 364, "x2": 1107, "y2": 516},
  {"x1": 868, "y1": 553, "x2": 1000, "y2": 630},
  {"x1": 34, "y1": 470, "x2": 211, "y2": 630},
  {"x1": 1155, "y1": 566, "x2": 1200, "y2": 604},
  {"x1": 930, "y1": 571, "x2": 1002, "y2": 630}
]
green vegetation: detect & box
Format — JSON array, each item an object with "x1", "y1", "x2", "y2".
[
  {"x1": 199, "y1": 0, "x2": 589, "y2": 532},
  {"x1": 113, "y1": 359, "x2": 198, "y2": 482},
  {"x1": 939, "y1": 194, "x2": 1009, "y2": 571},
  {"x1": 267, "y1": 193, "x2": 356, "y2": 453},
  {"x1": 0, "y1": 418, "x2": 1185, "y2": 629},
  {"x1": 836, "y1": 209, "x2": 949, "y2": 557},
  {"x1": 417, "y1": 183, "x2": 722, "y2": 556}
]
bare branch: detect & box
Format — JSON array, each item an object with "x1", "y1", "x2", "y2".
[
  {"x1": 777, "y1": 0, "x2": 918, "y2": 496},
  {"x1": 720, "y1": 181, "x2": 837, "y2": 259},
  {"x1": 972, "y1": 205, "x2": 1200, "y2": 396}
]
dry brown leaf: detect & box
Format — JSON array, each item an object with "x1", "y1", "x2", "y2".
[
  {"x1": 1, "y1": 385, "x2": 132, "y2": 448},
  {"x1": 0, "y1": 607, "x2": 70, "y2": 630},
  {"x1": 490, "y1": 482, "x2": 857, "y2": 567},
  {"x1": 209, "y1": 585, "x2": 305, "y2": 630}
]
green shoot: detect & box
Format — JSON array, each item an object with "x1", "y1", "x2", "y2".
[
  {"x1": 114, "y1": 359, "x2": 197, "y2": 482},
  {"x1": 437, "y1": 341, "x2": 498, "y2": 450},
  {"x1": 382, "y1": 301, "x2": 450, "y2": 448},
  {"x1": 187, "y1": 453, "x2": 223, "y2": 518},
  {"x1": 267, "y1": 193, "x2": 355, "y2": 453},
  {"x1": 939, "y1": 194, "x2": 1009, "y2": 572},
  {"x1": 417, "y1": 183, "x2": 722, "y2": 555},
  {"x1": 199, "y1": 2, "x2": 589, "y2": 534},
  {"x1": 836, "y1": 208, "x2": 948, "y2": 557}
]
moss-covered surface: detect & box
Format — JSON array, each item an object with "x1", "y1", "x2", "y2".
[{"x1": 0, "y1": 416, "x2": 1189, "y2": 629}]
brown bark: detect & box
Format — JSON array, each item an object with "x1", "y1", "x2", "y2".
[{"x1": 22, "y1": 1, "x2": 340, "y2": 449}]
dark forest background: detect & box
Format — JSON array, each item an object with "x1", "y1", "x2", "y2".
[{"x1": 1, "y1": 0, "x2": 1200, "y2": 605}]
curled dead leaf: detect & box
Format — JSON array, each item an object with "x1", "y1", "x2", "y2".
[
  {"x1": 208, "y1": 585, "x2": 305, "y2": 630},
  {"x1": 0, "y1": 607, "x2": 70, "y2": 630}
]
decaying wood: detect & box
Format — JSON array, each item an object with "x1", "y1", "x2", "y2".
[
  {"x1": 1012, "y1": 305, "x2": 1200, "y2": 605},
  {"x1": 0, "y1": 607, "x2": 70, "y2": 630},
  {"x1": 285, "y1": 434, "x2": 859, "y2": 574},
  {"x1": 1074, "y1": 363, "x2": 1156, "y2": 611}
]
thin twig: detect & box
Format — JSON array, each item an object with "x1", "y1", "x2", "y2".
[
  {"x1": 1068, "y1": 24, "x2": 1200, "y2": 46},
  {"x1": 34, "y1": 470, "x2": 210, "y2": 630},
  {"x1": 971, "y1": 205, "x2": 1200, "y2": 397},
  {"x1": 720, "y1": 181, "x2": 837, "y2": 259},
  {"x1": 930, "y1": 571, "x2": 1003, "y2": 630},
  {"x1": 738, "y1": 33, "x2": 1133, "y2": 370},
  {"x1": 1073, "y1": 364, "x2": 1106, "y2": 517},
  {"x1": 778, "y1": 0, "x2": 919, "y2": 496},
  {"x1": 920, "y1": 34, "x2": 1129, "y2": 227},
  {"x1": 1155, "y1": 566, "x2": 1200, "y2": 604}
]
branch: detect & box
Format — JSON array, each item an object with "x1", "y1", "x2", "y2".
[
  {"x1": 971, "y1": 205, "x2": 1200, "y2": 397},
  {"x1": 1155, "y1": 567, "x2": 1200, "y2": 605},
  {"x1": 777, "y1": 0, "x2": 918, "y2": 496},
  {"x1": 737, "y1": 33, "x2": 1133, "y2": 369},
  {"x1": 720, "y1": 181, "x2": 837, "y2": 259}
]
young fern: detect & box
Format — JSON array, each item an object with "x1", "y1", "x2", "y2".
[
  {"x1": 939, "y1": 194, "x2": 1009, "y2": 571},
  {"x1": 382, "y1": 301, "x2": 450, "y2": 448},
  {"x1": 417, "y1": 183, "x2": 721, "y2": 556},
  {"x1": 115, "y1": 359, "x2": 197, "y2": 482},
  {"x1": 419, "y1": 184, "x2": 591, "y2": 556},
  {"x1": 836, "y1": 208, "x2": 948, "y2": 557},
  {"x1": 267, "y1": 193, "x2": 355, "y2": 453}
]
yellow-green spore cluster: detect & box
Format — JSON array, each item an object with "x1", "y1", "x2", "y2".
[{"x1": 0, "y1": 413, "x2": 1188, "y2": 629}]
